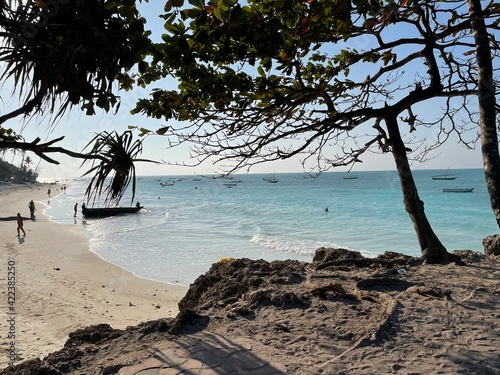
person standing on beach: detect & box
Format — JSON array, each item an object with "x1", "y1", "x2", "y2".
[
  {"x1": 47, "y1": 188, "x2": 51, "y2": 198},
  {"x1": 17, "y1": 213, "x2": 26, "y2": 237},
  {"x1": 28, "y1": 200, "x2": 36, "y2": 219},
  {"x1": 74, "y1": 203, "x2": 78, "y2": 217}
]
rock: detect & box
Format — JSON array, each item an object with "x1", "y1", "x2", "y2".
[
  {"x1": 312, "y1": 247, "x2": 364, "y2": 262},
  {"x1": 178, "y1": 258, "x2": 307, "y2": 311},
  {"x1": 451, "y1": 250, "x2": 485, "y2": 263},
  {"x1": 65, "y1": 324, "x2": 122, "y2": 346},
  {"x1": 483, "y1": 235, "x2": 500, "y2": 257}
]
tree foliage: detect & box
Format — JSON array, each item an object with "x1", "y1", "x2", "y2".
[
  {"x1": 0, "y1": 0, "x2": 154, "y2": 205},
  {"x1": 0, "y1": 0, "x2": 151, "y2": 123},
  {"x1": 132, "y1": 0, "x2": 499, "y2": 262},
  {"x1": 82, "y1": 130, "x2": 152, "y2": 206},
  {"x1": 135, "y1": 0, "x2": 499, "y2": 170},
  {"x1": 0, "y1": 158, "x2": 38, "y2": 182}
]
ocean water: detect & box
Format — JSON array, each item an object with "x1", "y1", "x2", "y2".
[{"x1": 43, "y1": 169, "x2": 498, "y2": 286}]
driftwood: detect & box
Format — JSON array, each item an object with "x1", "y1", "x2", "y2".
[{"x1": 0, "y1": 216, "x2": 30, "y2": 221}]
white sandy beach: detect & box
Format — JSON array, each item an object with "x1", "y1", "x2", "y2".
[{"x1": 0, "y1": 184, "x2": 187, "y2": 368}]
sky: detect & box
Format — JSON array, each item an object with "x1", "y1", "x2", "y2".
[{"x1": 1, "y1": 1, "x2": 488, "y2": 180}]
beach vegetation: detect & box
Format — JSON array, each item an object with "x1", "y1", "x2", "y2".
[
  {"x1": 131, "y1": 0, "x2": 499, "y2": 263},
  {"x1": 81, "y1": 130, "x2": 155, "y2": 206},
  {"x1": 0, "y1": 159, "x2": 38, "y2": 183}
]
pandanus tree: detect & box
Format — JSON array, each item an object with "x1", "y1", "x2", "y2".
[
  {"x1": 132, "y1": 0, "x2": 499, "y2": 263},
  {"x1": 0, "y1": 0, "x2": 154, "y2": 204},
  {"x1": 82, "y1": 131, "x2": 152, "y2": 206}
]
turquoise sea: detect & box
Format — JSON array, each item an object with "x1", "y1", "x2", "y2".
[{"x1": 44, "y1": 169, "x2": 497, "y2": 286}]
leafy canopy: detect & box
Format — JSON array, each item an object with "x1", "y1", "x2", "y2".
[
  {"x1": 0, "y1": 0, "x2": 156, "y2": 205},
  {"x1": 133, "y1": 0, "x2": 499, "y2": 171}
]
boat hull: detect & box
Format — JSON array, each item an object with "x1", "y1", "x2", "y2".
[
  {"x1": 82, "y1": 206, "x2": 143, "y2": 218},
  {"x1": 442, "y1": 188, "x2": 474, "y2": 193}
]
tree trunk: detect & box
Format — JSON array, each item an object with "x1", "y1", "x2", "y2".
[
  {"x1": 468, "y1": 0, "x2": 500, "y2": 227},
  {"x1": 385, "y1": 113, "x2": 451, "y2": 263}
]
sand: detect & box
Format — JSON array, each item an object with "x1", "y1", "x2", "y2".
[
  {"x1": 0, "y1": 184, "x2": 499, "y2": 374},
  {"x1": 0, "y1": 184, "x2": 187, "y2": 368}
]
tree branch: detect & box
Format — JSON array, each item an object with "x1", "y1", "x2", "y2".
[{"x1": 0, "y1": 137, "x2": 107, "y2": 165}]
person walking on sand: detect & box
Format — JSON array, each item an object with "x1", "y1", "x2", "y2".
[
  {"x1": 29, "y1": 200, "x2": 36, "y2": 219},
  {"x1": 47, "y1": 188, "x2": 51, "y2": 198},
  {"x1": 17, "y1": 213, "x2": 26, "y2": 237},
  {"x1": 74, "y1": 203, "x2": 78, "y2": 217}
]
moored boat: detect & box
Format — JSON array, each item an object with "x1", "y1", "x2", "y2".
[
  {"x1": 82, "y1": 206, "x2": 143, "y2": 218},
  {"x1": 432, "y1": 168, "x2": 459, "y2": 180},
  {"x1": 263, "y1": 172, "x2": 279, "y2": 183},
  {"x1": 442, "y1": 188, "x2": 474, "y2": 193}
]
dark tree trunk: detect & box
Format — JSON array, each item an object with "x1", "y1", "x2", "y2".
[
  {"x1": 468, "y1": 0, "x2": 500, "y2": 227},
  {"x1": 385, "y1": 113, "x2": 451, "y2": 263}
]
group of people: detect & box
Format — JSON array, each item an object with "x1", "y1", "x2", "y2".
[
  {"x1": 16, "y1": 198, "x2": 85, "y2": 237},
  {"x1": 16, "y1": 199, "x2": 36, "y2": 237}
]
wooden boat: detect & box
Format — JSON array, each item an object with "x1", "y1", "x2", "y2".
[
  {"x1": 82, "y1": 206, "x2": 143, "y2": 218},
  {"x1": 432, "y1": 168, "x2": 459, "y2": 180},
  {"x1": 442, "y1": 188, "x2": 474, "y2": 193},
  {"x1": 343, "y1": 176, "x2": 358, "y2": 180}
]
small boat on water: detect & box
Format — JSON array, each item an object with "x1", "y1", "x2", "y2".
[
  {"x1": 443, "y1": 188, "x2": 474, "y2": 193},
  {"x1": 432, "y1": 168, "x2": 459, "y2": 180},
  {"x1": 263, "y1": 177, "x2": 278, "y2": 183},
  {"x1": 82, "y1": 206, "x2": 143, "y2": 218},
  {"x1": 263, "y1": 173, "x2": 279, "y2": 183},
  {"x1": 343, "y1": 176, "x2": 358, "y2": 180},
  {"x1": 159, "y1": 181, "x2": 174, "y2": 187}
]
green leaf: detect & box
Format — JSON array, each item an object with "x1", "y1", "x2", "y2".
[
  {"x1": 188, "y1": 0, "x2": 204, "y2": 9},
  {"x1": 222, "y1": 0, "x2": 237, "y2": 7},
  {"x1": 184, "y1": 8, "x2": 202, "y2": 19},
  {"x1": 214, "y1": 6, "x2": 224, "y2": 21},
  {"x1": 156, "y1": 126, "x2": 170, "y2": 135}
]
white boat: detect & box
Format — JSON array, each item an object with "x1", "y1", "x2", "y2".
[
  {"x1": 263, "y1": 173, "x2": 278, "y2": 183},
  {"x1": 443, "y1": 188, "x2": 474, "y2": 193}
]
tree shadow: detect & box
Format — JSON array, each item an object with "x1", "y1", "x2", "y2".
[{"x1": 147, "y1": 332, "x2": 287, "y2": 374}]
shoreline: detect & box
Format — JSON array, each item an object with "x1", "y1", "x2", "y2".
[{"x1": 0, "y1": 184, "x2": 187, "y2": 368}]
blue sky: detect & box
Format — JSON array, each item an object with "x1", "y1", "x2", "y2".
[{"x1": 1, "y1": 1, "x2": 487, "y2": 179}]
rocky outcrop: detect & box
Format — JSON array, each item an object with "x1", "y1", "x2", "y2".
[
  {"x1": 178, "y1": 258, "x2": 307, "y2": 311},
  {"x1": 483, "y1": 234, "x2": 500, "y2": 257},
  {"x1": 2, "y1": 248, "x2": 498, "y2": 375}
]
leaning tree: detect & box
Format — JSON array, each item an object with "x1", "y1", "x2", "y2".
[
  {"x1": 468, "y1": 0, "x2": 500, "y2": 226},
  {"x1": 132, "y1": 0, "x2": 499, "y2": 263},
  {"x1": 0, "y1": 0, "x2": 155, "y2": 204}
]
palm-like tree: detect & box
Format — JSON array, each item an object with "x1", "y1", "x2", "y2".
[
  {"x1": 0, "y1": 1, "x2": 155, "y2": 203},
  {"x1": 82, "y1": 131, "x2": 155, "y2": 207},
  {"x1": 0, "y1": 0, "x2": 150, "y2": 125}
]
